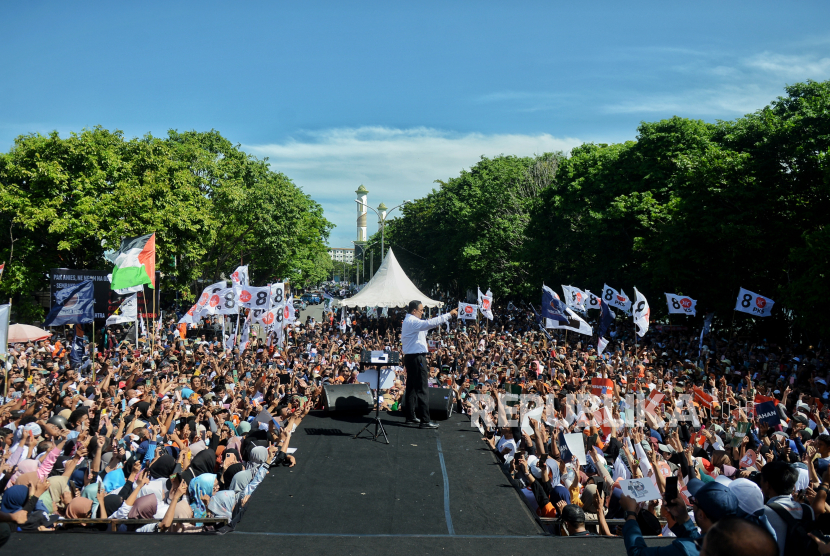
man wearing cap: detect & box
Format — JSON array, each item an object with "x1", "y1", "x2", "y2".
[{"x1": 621, "y1": 481, "x2": 738, "y2": 556}]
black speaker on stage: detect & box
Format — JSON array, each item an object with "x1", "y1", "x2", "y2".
[
  {"x1": 322, "y1": 384, "x2": 373, "y2": 414},
  {"x1": 401, "y1": 387, "x2": 454, "y2": 420}
]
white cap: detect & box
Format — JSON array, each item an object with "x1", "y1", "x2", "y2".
[{"x1": 729, "y1": 478, "x2": 765, "y2": 514}]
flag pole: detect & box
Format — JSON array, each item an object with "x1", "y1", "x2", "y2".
[
  {"x1": 152, "y1": 280, "x2": 157, "y2": 357},
  {"x1": 633, "y1": 303, "x2": 638, "y2": 358},
  {"x1": 92, "y1": 318, "x2": 96, "y2": 383},
  {"x1": 141, "y1": 293, "x2": 150, "y2": 348},
  {"x1": 3, "y1": 298, "x2": 10, "y2": 400}
]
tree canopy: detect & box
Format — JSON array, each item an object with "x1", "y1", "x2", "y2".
[
  {"x1": 384, "y1": 80, "x2": 830, "y2": 339},
  {"x1": 0, "y1": 127, "x2": 333, "y2": 320}
]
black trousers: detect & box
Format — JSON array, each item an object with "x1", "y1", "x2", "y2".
[{"x1": 404, "y1": 353, "x2": 430, "y2": 422}]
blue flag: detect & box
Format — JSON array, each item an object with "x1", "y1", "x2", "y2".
[
  {"x1": 755, "y1": 401, "x2": 779, "y2": 425},
  {"x1": 699, "y1": 312, "x2": 714, "y2": 353},
  {"x1": 598, "y1": 299, "x2": 615, "y2": 338},
  {"x1": 69, "y1": 324, "x2": 86, "y2": 367},
  {"x1": 44, "y1": 280, "x2": 95, "y2": 326},
  {"x1": 542, "y1": 285, "x2": 569, "y2": 323}
]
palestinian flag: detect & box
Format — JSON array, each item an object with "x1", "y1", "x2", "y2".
[{"x1": 110, "y1": 233, "x2": 156, "y2": 290}]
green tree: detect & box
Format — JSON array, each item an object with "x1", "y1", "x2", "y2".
[{"x1": 0, "y1": 127, "x2": 333, "y2": 321}]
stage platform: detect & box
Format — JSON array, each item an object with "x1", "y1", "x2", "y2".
[{"x1": 12, "y1": 411, "x2": 673, "y2": 556}]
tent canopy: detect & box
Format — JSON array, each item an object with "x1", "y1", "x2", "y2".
[{"x1": 338, "y1": 248, "x2": 443, "y2": 308}]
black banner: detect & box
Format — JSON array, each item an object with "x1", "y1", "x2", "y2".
[{"x1": 50, "y1": 268, "x2": 160, "y2": 321}]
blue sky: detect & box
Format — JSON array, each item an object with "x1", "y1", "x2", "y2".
[{"x1": 2, "y1": 1, "x2": 829, "y2": 248}]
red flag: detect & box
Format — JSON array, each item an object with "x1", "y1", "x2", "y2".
[
  {"x1": 645, "y1": 389, "x2": 665, "y2": 415},
  {"x1": 754, "y1": 394, "x2": 779, "y2": 406},
  {"x1": 693, "y1": 386, "x2": 717, "y2": 409},
  {"x1": 591, "y1": 378, "x2": 614, "y2": 398}
]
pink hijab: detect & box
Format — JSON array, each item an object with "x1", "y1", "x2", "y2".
[
  {"x1": 6, "y1": 459, "x2": 38, "y2": 489},
  {"x1": 128, "y1": 494, "x2": 158, "y2": 519}
]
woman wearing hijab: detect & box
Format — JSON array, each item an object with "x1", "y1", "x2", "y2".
[
  {"x1": 241, "y1": 446, "x2": 271, "y2": 496},
  {"x1": 101, "y1": 494, "x2": 123, "y2": 519},
  {"x1": 188, "y1": 473, "x2": 217, "y2": 519},
  {"x1": 1, "y1": 485, "x2": 29, "y2": 514},
  {"x1": 229, "y1": 469, "x2": 254, "y2": 498},
  {"x1": 226, "y1": 436, "x2": 243, "y2": 455},
  {"x1": 81, "y1": 483, "x2": 100, "y2": 517},
  {"x1": 5, "y1": 460, "x2": 38, "y2": 490},
  {"x1": 40, "y1": 475, "x2": 71, "y2": 515},
  {"x1": 148, "y1": 454, "x2": 177, "y2": 480},
  {"x1": 207, "y1": 490, "x2": 236, "y2": 520},
  {"x1": 222, "y1": 463, "x2": 245, "y2": 490},
  {"x1": 182, "y1": 449, "x2": 217, "y2": 484},
  {"x1": 65, "y1": 498, "x2": 93, "y2": 519},
  {"x1": 121, "y1": 494, "x2": 162, "y2": 533},
  {"x1": 128, "y1": 494, "x2": 157, "y2": 519},
  {"x1": 102, "y1": 468, "x2": 126, "y2": 494}
]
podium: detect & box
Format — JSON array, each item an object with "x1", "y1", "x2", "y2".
[{"x1": 353, "y1": 349, "x2": 400, "y2": 444}]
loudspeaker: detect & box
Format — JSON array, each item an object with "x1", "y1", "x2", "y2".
[
  {"x1": 322, "y1": 384, "x2": 373, "y2": 414},
  {"x1": 401, "y1": 387, "x2": 454, "y2": 420}
]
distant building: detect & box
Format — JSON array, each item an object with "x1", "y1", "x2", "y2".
[
  {"x1": 356, "y1": 184, "x2": 368, "y2": 242},
  {"x1": 328, "y1": 247, "x2": 354, "y2": 263}
]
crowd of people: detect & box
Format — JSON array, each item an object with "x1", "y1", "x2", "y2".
[
  {"x1": 442, "y1": 304, "x2": 828, "y2": 556},
  {"x1": 0, "y1": 308, "x2": 315, "y2": 541},
  {"x1": 0, "y1": 292, "x2": 828, "y2": 556}
]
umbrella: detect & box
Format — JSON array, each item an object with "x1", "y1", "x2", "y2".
[{"x1": 7, "y1": 324, "x2": 51, "y2": 343}]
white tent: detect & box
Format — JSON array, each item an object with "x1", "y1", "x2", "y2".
[{"x1": 338, "y1": 248, "x2": 444, "y2": 308}]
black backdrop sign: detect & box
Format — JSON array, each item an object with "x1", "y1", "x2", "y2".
[{"x1": 50, "y1": 268, "x2": 160, "y2": 321}]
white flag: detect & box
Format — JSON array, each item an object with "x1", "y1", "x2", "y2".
[
  {"x1": 254, "y1": 308, "x2": 278, "y2": 326},
  {"x1": 562, "y1": 285, "x2": 588, "y2": 312},
  {"x1": 0, "y1": 303, "x2": 9, "y2": 355},
  {"x1": 632, "y1": 287, "x2": 650, "y2": 338},
  {"x1": 735, "y1": 287, "x2": 775, "y2": 317},
  {"x1": 106, "y1": 293, "x2": 138, "y2": 325},
  {"x1": 585, "y1": 290, "x2": 601, "y2": 311},
  {"x1": 224, "y1": 331, "x2": 236, "y2": 351},
  {"x1": 597, "y1": 336, "x2": 609, "y2": 356},
  {"x1": 458, "y1": 302, "x2": 478, "y2": 320},
  {"x1": 234, "y1": 284, "x2": 272, "y2": 309},
  {"x1": 665, "y1": 293, "x2": 697, "y2": 316},
  {"x1": 284, "y1": 297, "x2": 297, "y2": 323},
  {"x1": 546, "y1": 307, "x2": 593, "y2": 335},
  {"x1": 602, "y1": 284, "x2": 631, "y2": 312},
  {"x1": 206, "y1": 287, "x2": 239, "y2": 315},
  {"x1": 239, "y1": 316, "x2": 251, "y2": 351},
  {"x1": 180, "y1": 280, "x2": 227, "y2": 324},
  {"x1": 477, "y1": 287, "x2": 493, "y2": 320},
  {"x1": 340, "y1": 306, "x2": 348, "y2": 333},
  {"x1": 230, "y1": 265, "x2": 249, "y2": 287},
  {"x1": 270, "y1": 282, "x2": 286, "y2": 308}
]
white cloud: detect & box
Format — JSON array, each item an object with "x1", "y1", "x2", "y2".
[
  {"x1": 244, "y1": 127, "x2": 582, "y2": 248},
  {"x1": 604, "y1": 47, "x2": 830, "y2": 117},
  {"x1": 603, "y1": 84, "x2": 773, "y2": 116},
  {"x1": 745, "y1": 52, "x2": 830, "y2": 80}
]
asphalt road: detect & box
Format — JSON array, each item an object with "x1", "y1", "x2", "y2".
[{"x1": 296, "y1": 301, "x2": 329, "y2": 324}]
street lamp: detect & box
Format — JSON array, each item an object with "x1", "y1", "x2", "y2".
[{"x1": 355, "y1": 199, "x2": 411, "y2": 262}]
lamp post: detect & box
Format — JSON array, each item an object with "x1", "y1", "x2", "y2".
[{"x1": 355, "y1": 200, "x2": 411, "y2": 262}]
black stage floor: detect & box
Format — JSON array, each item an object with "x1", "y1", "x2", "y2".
[{"x1": 14, "y1": 411, "x2": 673, "y2": 556}]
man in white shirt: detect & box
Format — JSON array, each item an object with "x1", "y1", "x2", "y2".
[{"x1": 401, "y1": 300, "x2": 457, "y2": 428}]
